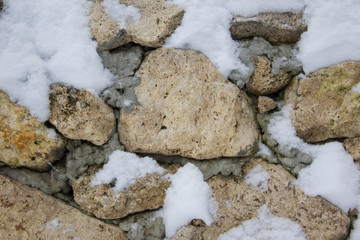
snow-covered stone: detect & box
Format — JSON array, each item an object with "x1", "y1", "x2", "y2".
[
  {"x1": 49, "y1": 84, "x2": 115, "y2": 146},
  {"x1": 0, "y1": 175, "x2": 127, "y2": 240},
  {"x1": 119, "y1": 48, "x2": 259, "y2": 159},
  {"x1": 0, "y1": 91, "x2": 66, "y2": 171},
  {"x1": 285, "y1": 61, "x2": 360, "y2": 142}
]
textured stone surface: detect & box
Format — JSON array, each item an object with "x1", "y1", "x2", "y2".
[
  {"x1": 90, "y1": 0, "x2": 184, "y2": 49},
  {"x1": 71, "y1": 165, "x2": 171, "y2": 219},
  {"x1": 0, "y1": 175, "x2": 128, "y2": 240},
  {"x1": 170, "y1": 226, "x2": 203, "y2": 240},
  {"x1": 246, "y1": 56, "x2": 293, "y2": 96},
  {"x1": 258, "y1": 96, "x2": 276, "y2": 113},
  {"x1": 119, "y1": 48, "x2": 259, "y2": 159},
  {"x1": 49, "y1": 84, "x2": 115, "y2": 146},
  {"x1": 89, "y1": 0, "x2": 132, "y2": 50},
  {"x1": 344, "y1": 137, "x2": 360, "y2": 165},
  {"x1": 66, "y1": 132, "x2": 125, "y2": 180},
  {"x1": 285, "y1": 61, "x2": 360, "y2": 142},
  {"x1": 0, "y1": 91, "x2": 66, "y2": 171},
  {"x1": 201, "y1": 158, "x2": 350, "y2": 240},
  {"x1": 230, "y1": 12, "x2": 307, "y2": 44}
]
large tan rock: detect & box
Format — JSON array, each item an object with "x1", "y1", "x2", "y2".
[
  {"x1": 285, "y1": 61, "x2": 360, "y2": 142},
  {"x1": 344, "y1": 137, "x2": 360, "y2": 165},
  {"x1": 49, "y1": 84, "x2": 115, "y2": 146},
  {"x1": 0, "y1": 175, "x2": 127, "y2": 240},
  {"x1": 200, "y1": 158, "x2": 350, "y2": 240},
  {"x1": 90, "y1": 0, "x2": 184, "y2": 50},
  {"x1": 230, "y1": 12, "x2": 307, "y2": 44},
  {"x1": 119, "y1": 48, "x2": 259, "y2": 159},
  {"x1": 246, "y1": 56, "x2": 293, "y2": 96},
  {"x1": 0, "y1": 91, "x2": 66, "y2": 171},
  {"x1": 71, "y1": 165, "x2": 171, "y2": 219}
]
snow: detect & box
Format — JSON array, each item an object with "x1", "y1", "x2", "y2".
[
  {"x1": 46, "y1": 218, "x2": 59, "y2": 232},
  {"x1": 218, "y1": 205, "x2": 306, "y2": 240},
  {"x1": 257, "y1": 142, "x2": 272, "y2": 156},
  {"x1": 0, "y1": 0, "x2": 113, "y2": 121},
  {"x1": 102, "y1": 0, "x2": 140, "y2": 29},
  {"x1": 268, "y1": 105, "x2": 360, "y2": 212},
  {"x1": 165, "y1": 0, "x2": 304, "y2": 77},
  {"x1": 91, "y1": 150, "x2": 165, "y2": 192},
  {"x1": 163, "y1": 163, "x2": 217, "y2": 238},
  {"x1": 245, "y1": 164, "x2": 271, "y2": 190},
  {"x1": 298, "y1": 0, "x2": 360, "y2": 74}
]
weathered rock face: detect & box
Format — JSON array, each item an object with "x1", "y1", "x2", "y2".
[
  {"x1": 230, "y1": 12, "x2": 307, "y2": 44},
  {"x1": 0, "y1": 175, "x2": 128, "y2": 240},
  {"x1": 90, "y1": 0, "x2": 184, "y2": 50},
  {"x1": 119, "y1": 48, "x2": 259, "y2": 159},
  {"x1": 49, "y1": 84, "x2": 115, "y2": 146},
  {"x1": 258, "y1": 96, "x2": 276, "y2": 113},
  {"x1": 344, "y1": 137, "x2": 360, "y2": 165},
  {"x1": 285, "y1": 61, "x2": 360, "y2": 142},
  {"x1": 71, "y1": 165, "x2": 171, "y2": 219},
  {"x1": 201, "y1": 158, "x2": 350, "y2": 240},
  {"x1": 0, "y1": 91, "x2": 66, "y2": 171},
  {"x1": 246, "y1": 56, "x2": 293, "y2": 95}
]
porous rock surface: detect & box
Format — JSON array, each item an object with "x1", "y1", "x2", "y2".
[
  {"x1": 49, "y1": 84, "x2": 115, "y2": 146},
  {"x1": 0, "y1": 91, "x2": 66, "y2": 171},
  {"x1": 200, "y1": 158, "x2": 350, "y2": 240},
  {"x1": 285, "y1": 61, "x2": 360, "y2": 142},
  {"x1": 0, "y1": 175, "x2": 128, "y2": 240},
  {"x1": 230, "y1": 12, "x2": 307, "y2": 44},
  {"x1": 246, "y1": 56, "x2": 293, "y2": 95},
  {"x1": 90, "y1": 0, "x2": 184, "y2": 49},
  {"x1": 258, "y1": 96, "x2": 276, "y2": 113},
  {"x1": 119, "y1": 48, "x2": 259, "y2": 159},
  {"x1": 71, "y1": 165, "x2": 171, "y2": 219},
  {"x1": 344, "y1": 137, "x2": 360, "y2": 165}
]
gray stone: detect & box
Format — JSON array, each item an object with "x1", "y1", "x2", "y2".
[
  {"x1": 65, "y1": 132, "x2": 125, "y2": 180},
  {"x1": 230, "y1": 12, "x2": 307, "y2": 44}
]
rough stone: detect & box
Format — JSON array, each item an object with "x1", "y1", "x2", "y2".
[
  {"x1": 230, "y1": 12, "x2": 307, "y2": 44},
  {"x1": 258, "y1": 96, "x2": 276, "y2": 113},
  {"x1": 169, "y1": 225, "x2": 204, "y2": 240},
  {"x1": 119, "y1": 48, "x2": 259, "y2": 159},
  {"x1": 246, "y1": 56, "x2": 293, "y2": 96},
  {"x1": 90, "y1": 0, "x2": 184, "y2": 49},
  {"x1": 344, "y1": 137, "x2": 360, "y2": 165},
  {"x1": 70, "y1": 165, "x2": 171, "y2": 219},
  {"x1": 0, "y1": 175, "x2": 128, "y2": 240},
  {"x1": 49, "y1": 84, "x2": 115, "y2": 146},
  {"x1": 65, "y1": 132, "x2": 125, "y2": 180},
  {"x1": 285, "y1": 61, "x2": 360, "y2": 142},
  {"x1": 0, "y1": 91, "x2": 66, "y2": 171},
  {"x1": 201, "y1": 158, "x2": 350, "y2": 240}
]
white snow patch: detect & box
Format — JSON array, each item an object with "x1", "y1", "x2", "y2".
[
  {"x1": 257, "y1": 142, "x2": 272, "y2": 156},
  {"x1": 298, "y1": 0, "x2": 360, "y2": 74},
  {"x1": 163, "y1": 163, "x2": 217, "y2": 238},
  {"x1": 245, "y1": 164, "x2": 271, "y2": 190},
  {"x1": 224, "y1": 200, "x2": 232, "y2": 209},
  {"x1": 165, "y1": 0, "x2": 304, "y2": 77},
  {"x1": 46, "y1": 129, "x2": 58, "y2": 139},
  {"x1": 46, "y1": 218, "x2": 60, "y2": 232},
  {"x1": 352, "y1": 83, "x2": 360, "y2": 93},
  {"x1": 0, "y1": 0, "x2": 113, "y2": 121},
  {"x1": 218, "y1": 205, "x2": 306, "y2": 240},
  {"x1": 268, "y1": 105, "x2": 360, "y2": 212},
  {"x1": 351, "y1": 213, "x2": 360, "y2": 240},
  {"x1": 101, "y1": 0, "x2": 140, "y2": 29},
  {"x1": 91, "y1": 150, "x2": 165, "y2": 192}
]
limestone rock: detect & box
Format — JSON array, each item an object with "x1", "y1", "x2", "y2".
[
  {"x1": 0, "y1": 175, "x2": 127, "y2": 240},
  {"x1": 246, "y1": 56, "x2": 293, "y2": 96},
  {"x1": 170, "y1": 226, "x2": 203, "y2": 240},
  {"x1": 49, "y1": 84, "x2": 115, "y2": 146},
  {"x1": 344, "y1": 137, "x2": 360, "y2": 165},
  {"x1": 285, "y1": 61, "x2": 360, "y2": 142},
  {"x1": 70, "y1": 165, "x2": 171, "y2": 219},
  {"x1": 0, "y1": 91, "x2": 66, "y2": 171},
  {"x1": 230, "y1": 12, "x2": 307, "y2": 44},
  {"x1": 258, "y1": 96, "x2": 276, "y2": 113},
  {"x1": 119, "y1": 48, "x2": 259, "y2": 159},
  {"x1": 201, "y1": 158, "x2": 350, "y2": 240},
  {"x1": 90, "y1": 0, "x2": 184, "y2": 50}
]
